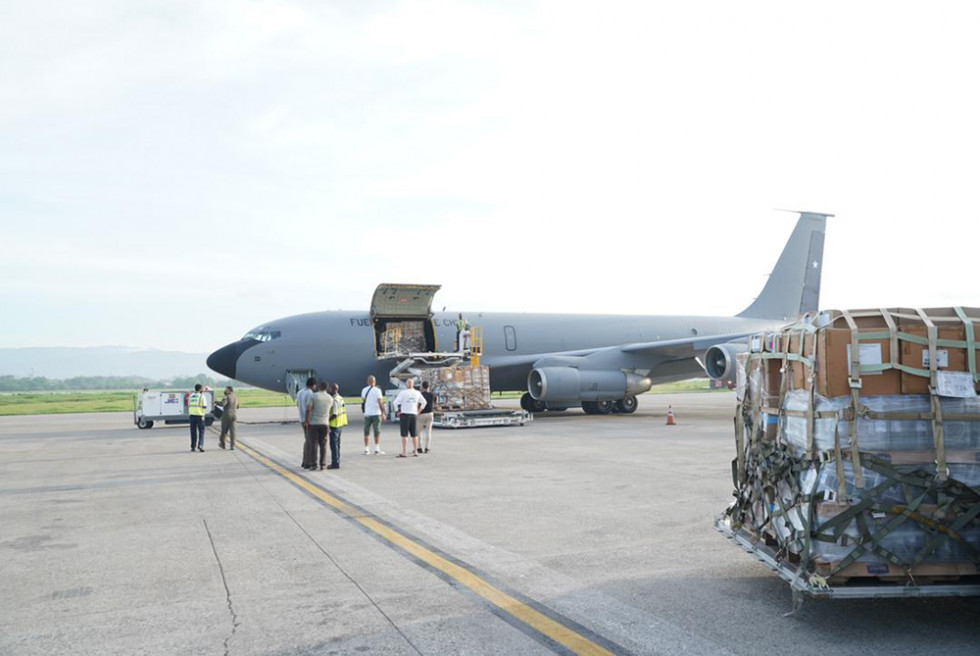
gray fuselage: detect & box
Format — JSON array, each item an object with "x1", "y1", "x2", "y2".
[
  {"x1": 211, "y1": 311, "x2": 780, "y2": 395},
  {"x1": 208, "y1": 212, "x2": 829, "y2": 400}
]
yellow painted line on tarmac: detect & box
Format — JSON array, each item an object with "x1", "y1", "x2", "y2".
[{"x1": 235, "y1": 440, "x2": 618, "y2": 656}]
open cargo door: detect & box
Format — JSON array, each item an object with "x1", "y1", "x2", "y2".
[
  {"x1": 370, "y1": 284, "x2": 441, "y2": 319},
  {"x1": 370, "y1": 283, "x2": 441, "y2": 356}
]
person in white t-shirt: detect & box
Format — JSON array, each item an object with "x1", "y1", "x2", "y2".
[
  {"x1": 360, "y1": 375, "x2": 386, "y2": 455},
  {"x1": 393, "y1": 379, "x2": 427, "y2": 458}
]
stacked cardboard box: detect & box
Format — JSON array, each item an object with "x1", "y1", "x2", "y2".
[
  {"x1": 727, "y1": 307, "x2": 980, "y2": 584},
  {"x1": 418, "y1": 365, "x2": 491, "y2": 411}
]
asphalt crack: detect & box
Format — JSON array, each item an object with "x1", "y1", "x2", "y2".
[
  {"x1": 233, "y1": 451, "x2": 424, "y2": 656},
  {"x1": 204, "y1": 518, "x2": 240, "y2": 656}
]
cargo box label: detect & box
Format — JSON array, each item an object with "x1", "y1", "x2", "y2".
[
  {"x1": 866, "y1": 563, "x2": 890, "y2": 575},
  {"x1": 922, "y1": 349, "x2": 949, "y2": 368},
  {"x1": 847, "y1": 343, "x2": 883, "y2": 375},
  {"x1": 936, "y1": 371, "x2": 977, "y2": 398}
]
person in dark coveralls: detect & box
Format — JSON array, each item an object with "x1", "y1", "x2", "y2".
[
  {"x1": 327, "y1": 383, "x2": 348, "y2": 470},
  {"x1": 188, "y1": 384, "x2": 207, "y2": 452},
  {"x1": 219, "y1": 386, "x2": 240, "y2": 450}
]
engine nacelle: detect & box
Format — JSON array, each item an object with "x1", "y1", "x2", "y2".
[
  {"x1": 703, "y1": 342, "x2": 747, "y2": 382},
  {"x1": 528, "y1": 367, "x2": 652, "y2": 403}
]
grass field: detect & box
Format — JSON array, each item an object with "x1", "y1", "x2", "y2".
[
  {"x1": 0, "y1": 379, "x2": 726, "y2": 416},
  {"x1": 0, "y1": 388, "x2": 296, "y2": 416}
]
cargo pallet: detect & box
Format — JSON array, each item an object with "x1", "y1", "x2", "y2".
[
  {"x1": 714, "y1": 515, "x2": 980, "y2": 603},
  {"x1": 372, "y1": 283, "x2": 525, "y2": 430},
  {"x1": 434, "y1": 408, "x2": 531, "y2": 429}
]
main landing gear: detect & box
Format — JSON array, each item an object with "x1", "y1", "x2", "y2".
[
  {"x1": 583, "y1": 397, "x2": 638, "y2": 415},
  {"x1": 521, "y1": 394, "x2": 639, "y2": 415},
  {"x1": 520, "y1": 393, "x2": 568, "y2": 413},
  {"x1": 582, "y1": 400, "x2": 613, "y2": 415},
  {"x1": 614, "y1": 396, "x2": 638, "y2": 414}
]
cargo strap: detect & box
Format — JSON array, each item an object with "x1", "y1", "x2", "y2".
[
  {"x1": 841, "y1": 311, "x2": 865, "y2": 488},
  {"x1": 915, "y1": 308, "x2": 949, "y2": 483},
  {"x1": 954, "y1": 306, "x2": 979, "y2": 383},
  {"x1": 810, "y1": 453, "x2": 980, "y2": 576}
]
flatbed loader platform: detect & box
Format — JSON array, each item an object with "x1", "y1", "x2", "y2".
[{"x1": 434, "y1": 407, "x2": 530, "y2": 429}]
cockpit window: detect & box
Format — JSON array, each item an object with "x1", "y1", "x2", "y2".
[{"x1": 243, "y1": 328, "x2": 281, "y2": 342}]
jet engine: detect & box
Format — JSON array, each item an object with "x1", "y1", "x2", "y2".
[
  {"x1": 527, "y1": 367, "x2": 652, "y2": 403},
  {"x1": 703, "y1": 342, "x2": 747, "y2": 382}
]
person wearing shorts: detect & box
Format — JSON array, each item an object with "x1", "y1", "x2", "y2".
[
  {"x1": 393, "y1": 379, "x2": 426, "y2": 458},
  {"x1": 360, "y1": 375, "x2": 386, "y2": 455}
]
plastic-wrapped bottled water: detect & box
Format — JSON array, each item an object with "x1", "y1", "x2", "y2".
[{"x1": 783, "y1": 393, "x2": 980, "y2": 452}]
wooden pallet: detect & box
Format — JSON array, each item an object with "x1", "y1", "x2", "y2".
[
  {"x1": 751, "y1": 528, "x2": 980, "y2": 585},
  {"x1": 718, "y1": 518, "x2": 980, "y2": 599},
  {"x1": 814, "y1": 559, "x2": 980, "y2": 585}
]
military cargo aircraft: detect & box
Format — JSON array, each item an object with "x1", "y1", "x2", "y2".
[{"x1": 207, "y1": 212, "x2": 829, "y2": 414}]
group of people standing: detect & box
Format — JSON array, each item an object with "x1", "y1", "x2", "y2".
[
  {"x1": 296, "y1": 378, "x2": 348, "y2": 470},
  {"x1": 297, "y1": 374, "x2": 435, "y2": 469},
  {"x1": 185, "y1": 374, "x2": 438, "y2": 469}
]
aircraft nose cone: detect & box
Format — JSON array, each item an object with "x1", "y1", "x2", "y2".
[{"x1": 207, "y1": 342, "x2": 239, "y2": 379}]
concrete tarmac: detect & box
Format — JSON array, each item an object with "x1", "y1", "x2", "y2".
[{"x1": 1, "y1": 393, "x2": 978, "y2": 655}]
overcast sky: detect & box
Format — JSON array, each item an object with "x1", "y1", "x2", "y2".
[{"x1": 2, "y1": 1, "x2": 978, "y2": 353}]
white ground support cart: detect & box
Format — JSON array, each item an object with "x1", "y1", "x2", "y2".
[{"x1": 133, "y1": 390, "x2": 215, "y2": 429}]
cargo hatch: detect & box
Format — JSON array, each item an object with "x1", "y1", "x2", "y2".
[
  {"x1": 370, "y1": 283, "x2": 441, "y2": 319},
  {"x1": 370, "y1": 283, "x2": 441, "y2": 357}
]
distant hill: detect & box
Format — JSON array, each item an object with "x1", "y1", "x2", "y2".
[{"x1": 0, "y1": 346, "x2": 210, "y2": 379}]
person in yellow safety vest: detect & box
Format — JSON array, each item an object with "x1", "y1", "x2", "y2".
[
  {"x1": 188, "y1": 383, "x2": 207, "y2": 452},
  {"x1": 456, "y1": 313, "x2": 470, "y2": 353},
  {"x1": 327, "y1": 382, "x2": 348, "y2": 470}
]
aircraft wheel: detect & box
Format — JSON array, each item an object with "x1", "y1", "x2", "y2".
[
  {"x1": 581, "y1": 401, "x2": 597, "y2": 415},
  {"x1": 544, "y1": 404, "x2": 568, "y2": 412},
  {"x1": 137, "y1": 418, "x2": 153, "y2": 429},
  {"x1": 520, "y1": 393, "x2": 534, "y2": 412},
  {"x1": 531, "y1": 398, "x2": 547, "y2": 413},
  {"x1": 594, "y1": 400, "x2": 614, "y2": 415},
  {"x1": 615, "y1": 397, "x2": 639, "y2": 414}
]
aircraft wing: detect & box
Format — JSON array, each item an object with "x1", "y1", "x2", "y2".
[
  {"x1": 487, "y1": 332, "x2": 754, "y2": 371},
  {"x1": 618, "y1": 332, "x2": 754, "y2": 362}
]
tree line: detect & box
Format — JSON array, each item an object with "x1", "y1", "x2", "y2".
[{"x1": 0, "y1": 374, "x2": 241, "y2": 392}]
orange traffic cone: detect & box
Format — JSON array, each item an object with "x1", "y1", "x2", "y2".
[{"x1": 666, "y1": 405, "x2": 676, "y2": 426}]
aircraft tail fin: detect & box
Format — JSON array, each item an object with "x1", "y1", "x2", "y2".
[{"x1": 736, "y1": 211, "x2": 831, "y2": 321}]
